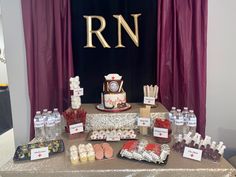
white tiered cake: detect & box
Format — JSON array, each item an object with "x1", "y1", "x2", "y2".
[{"x1": 102, "y1": 74, "x2": 127, "y2": 109}]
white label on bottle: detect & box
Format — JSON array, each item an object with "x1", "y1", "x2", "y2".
[
  {"x1": 31, "y1": 147, "x2": 49, "y2": 161},
  {"x1": 69, "y1": 123, "x2": 84, "y2": 134},
  {"x1": 34, "y1": 121, "x2": 44, "y2": 128},
  {"x1": 183, "y1": 116, "x2": 188, "y2": 123},
  {"x1": 106, "y1": 135, "x2": 120, "y2": 141},
  {"x1": 137, "y1": 117, "x2": 151, "y2": 127},
  {"x1": 74, "y1": 88, "x2": 84, "y2": 96},
  {"x1": 175, "y1": 116, "x2": 184, "y2": 126},
  {"x1": 183, "y1": 147, "x2": 202, "y2": 161},
  {"x1": 46, "y1": 119, "x2": 55, "y2": 127},
  {"x1": 54, "y1": 116, "x2": 61, "y2": 124},
  {"x1": 153, "y1": 127, "x2": 168, "y2": 138},
  {"x1": 169, "y1": 114, "x2": 176, "y2": 123},
  {"x1": 143, "y1": 97, "x2": 155, "y2": 105},
  {"x1": 187, "y1": 119, "x2": 197, "y2": 127}
]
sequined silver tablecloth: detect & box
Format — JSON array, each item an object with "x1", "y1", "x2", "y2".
[
  {"x1": 0, "y1": 103, "x2": 235, "y2": 177},
  {"x1": 0, "y1": 133, "x2": 235, "y2": 177}
]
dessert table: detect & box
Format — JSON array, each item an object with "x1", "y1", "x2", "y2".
[{"x1": 0, "y1": 103, "x2": 235, "y2": 177}]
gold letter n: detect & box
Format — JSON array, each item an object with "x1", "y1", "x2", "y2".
[{"x1": 113, "y1": 14, "x2": 141, "y2": 48}]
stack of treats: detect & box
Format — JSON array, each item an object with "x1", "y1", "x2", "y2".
[
  {"x1": 139, "y1": 106, "x2": 151, "y2": 135},
  {"x1": 93, "y1": 143, "x2": 114, "y2": 160}
]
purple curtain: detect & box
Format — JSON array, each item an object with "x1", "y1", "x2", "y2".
[
  {"x1": 21, "y1": 0, "x2": 74, "y2": 139},
  {"x1": 157, "y1": 0, "x2": 208, "y2": 136}
]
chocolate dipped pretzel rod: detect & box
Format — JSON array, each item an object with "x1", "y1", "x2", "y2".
[
  {"x1": 143, "y1": 86, "x2": 146, "y2": 97},
  {"x1": 154, "y1": 85, "x2": 159, "y2": 99},
  {"x1": 143, "y1": 85, "x2": 159, "y2": 98},
  {"x1": 118, "y1": 81, "x2": 124, "y2": 92},
  {"x1": 149, "y1": 85, "x2": 153, "y2": 97}
]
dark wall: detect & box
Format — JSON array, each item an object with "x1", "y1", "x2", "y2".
[
  {"x1": 71, "y1": 0, "x2": 157, "y2": 103},
  {"x1": 0, "y1": 88, "x2": 13, "y2": 135}
]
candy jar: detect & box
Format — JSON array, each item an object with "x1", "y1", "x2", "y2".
[{"x1": 153, "y1": 112, "x2": 171, "y2": 144}]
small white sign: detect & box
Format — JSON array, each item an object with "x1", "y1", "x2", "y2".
[
  {"x1": 143, "y1": 97, "x2": 155, "y2": 105},
  {"x1": 69, "y1": 123, "x2": 84, "y2": 134},
  {"x1": 106, "y1": 135, "x2": 120, "y2": 142},
  {"x1": 74, "y1": 88, "x2": 84, "y2": 96},
  {"x1": 31, "y1": 147, "x2": 49, "y2": 161},
  {"x1": 138, "y1": 117, "x2": 151, "y2": 127},
  {"x1": 183, "y1": 147, "x2": 202, "y2": 161},
  {"x1": 153, "y1": 127, "x2": 168, "y2": 138}
]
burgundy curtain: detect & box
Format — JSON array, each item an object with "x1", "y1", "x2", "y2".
[
  {"x1": 157, "y1": 0, "x2": 207, "y2": 136},
  {"x1": 21, "y1": 0, "x2": 74, "y2": 139}
]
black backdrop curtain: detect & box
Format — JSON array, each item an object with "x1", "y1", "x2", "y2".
[{"x1": 71, "y1": 0, "x2": 157, "y2": 103}]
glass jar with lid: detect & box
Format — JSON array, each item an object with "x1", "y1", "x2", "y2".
[{"x1": 153, "y1": 112, "x2": 171, "y2": 144}]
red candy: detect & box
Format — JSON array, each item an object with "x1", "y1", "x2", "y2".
[
  {"x1": 63, "y1": 108, "x2": 87, "y2": 133},
  {"x1": 145, "y1": 144, "x2": 161, "y2": 155},
  {"x1": 122, "y1": 140, "x2": 138, "y2": 151},
  {"x1": 154, "y1": 117, "x2": 172, "y2": 144}
]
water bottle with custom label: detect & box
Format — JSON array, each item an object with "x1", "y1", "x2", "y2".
[
  {"x1": 52, "y1": 108, "x2": 62, "y2": 139},
  {"x1": 42, "y1": 109, "x2": 48, "y2": 122},
  {"x1": 45, "y1": 111, "x2": 56, "y2": 140},
  {"x1": 187, "y1": 110, "x2": 197, "y2": 134},
  {"x1": 34, "y1": 111, "x2": 45, "y2": 142},
  {"x1": 174, "y1": 109, "x2": 184, "y2": 139},
  {"x1": 182, "y1": 107, "x2": 189, "y2": 134},
  {"x1": 169, "y1": 107, "x2": 177, "y2": 135}
]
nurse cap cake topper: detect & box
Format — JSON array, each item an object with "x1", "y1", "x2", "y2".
[{"x1": 104, "y1": 73, "x2": 122, "y2": 81}]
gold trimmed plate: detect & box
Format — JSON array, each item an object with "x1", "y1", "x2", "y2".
[{"x1": 96, "y1": 103, "x2": 131, "y2": 112}]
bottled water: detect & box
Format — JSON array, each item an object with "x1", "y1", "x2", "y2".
[
  {"x1": 42, "y1": 109, "x2": 48, "y2": 122},
  {"x1": 169, "y1": 107, "x2": 177, "y2": 123},
  {"x1": 42, "y1": 109, "x2": 48, "y2": 138},
  {"x1": 45, "y1": 111, "x2": 56, "y2": 140},
  {"x1": 182, "y1": 107, "x2": 189, "y2": 134},
  {"x1": 34, "y1": 111, "x2": 45, "y2": 142},
  {"x1": 174, "y1": 109, "x2": 184, "y2": 139},
  {"x1": 169, "y1": 107, "x2": 177, "y2": 135},
  {"x1": 53, "y1": 108, "x2": 62, "y2": 139},
  {"x1": 187, "y1": 110, "x2": 197, "y2": 134}
]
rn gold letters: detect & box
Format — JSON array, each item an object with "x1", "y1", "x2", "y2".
[{"x1": 84, "y1": 14, "x2": 141, "y2": 48}]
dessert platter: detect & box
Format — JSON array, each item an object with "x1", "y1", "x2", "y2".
[
  {"x1": 69, "y1": 142, "x2": 114, "y2": 165},
  {"x1": 13, "y1": 140, "x2": 64, "y2": 161},
  {"x1": 88, "y1": 129, "x2": 138, "y2": 141},
  {"x1": 96, "y1": 73, "x2": 131, "y2": 112},
  {"x1": 118, "y1": 140, "x2": 170, "y2": 165}
]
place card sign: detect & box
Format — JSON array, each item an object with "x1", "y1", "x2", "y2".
[
  {"x1": 143, "y1": 97, "x2": 155, "y2": 105},
  {"x1": 183, "y1": 147, "x2": 202, "y2": 161},
  {"x1": 74, "y1": 88, "x2": 84, "y2": 96},
  {"x1": 31, "y1": 147, "x2": 49, "y2": 161},
  {"x1": 106, "y1": 135, "x2": 121, "y2": 142},
  {"x1": 137, "y1": 117, "x2": 151, "y2": 127},
  {"x1": 153, "y1": 127, "x2": 168, "y2": 138},
  {"x1": 69, "y1": 123, "x2": 84, "y2": 134}
]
